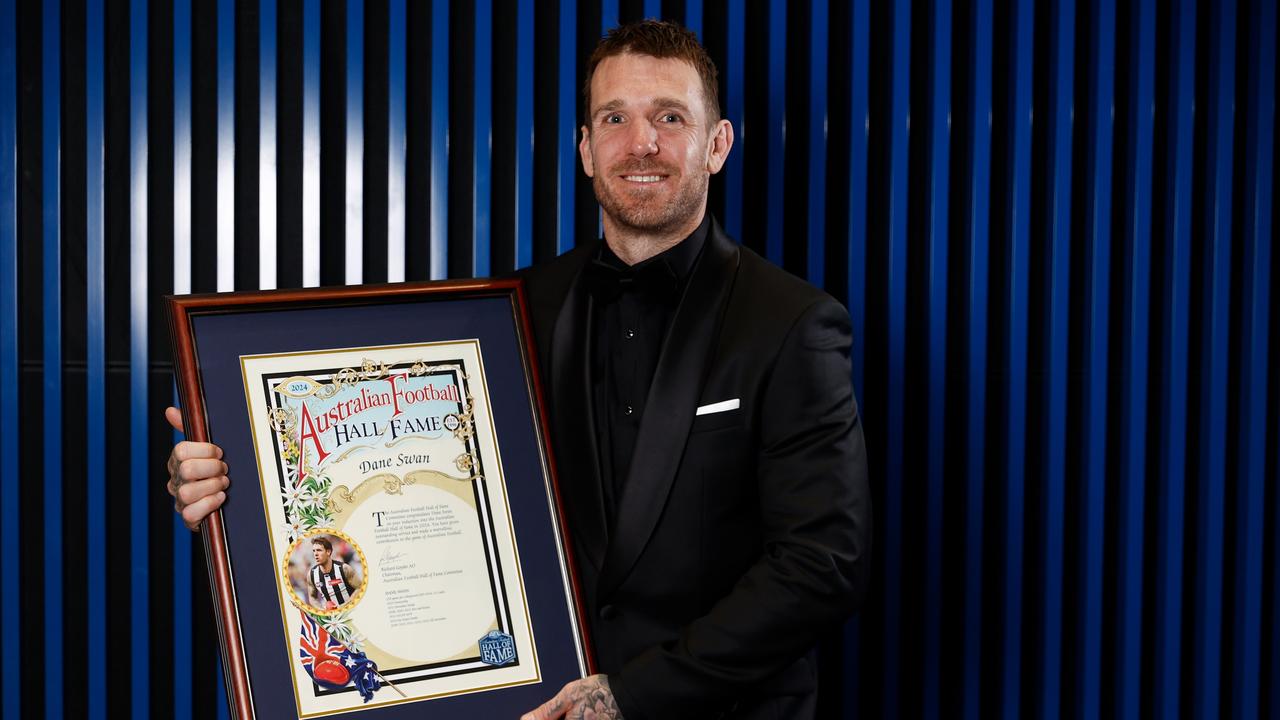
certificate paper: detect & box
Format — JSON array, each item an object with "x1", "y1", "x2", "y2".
[{"x1": 241, "y1": 340, "x2": 539, "y2": 717}]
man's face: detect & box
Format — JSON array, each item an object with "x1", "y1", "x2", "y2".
[
  {"x1": 579, "y1": 53, "x2": 733, "y2": 237},
  {"x1": 312, "y1": 543, "x2": 331, "y2": 565}
]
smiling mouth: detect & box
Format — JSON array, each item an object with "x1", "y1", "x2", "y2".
[{"x1": 620, "y1": 175, "x2": 666, "y2": 183}]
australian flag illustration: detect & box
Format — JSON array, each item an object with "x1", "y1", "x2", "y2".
[{"x1": 298, "y1": 610, "x2": 382, "y2": 702}]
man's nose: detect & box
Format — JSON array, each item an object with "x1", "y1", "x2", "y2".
[{"x1": 628, "y1": 120, "x2": 658, "y2": 157}]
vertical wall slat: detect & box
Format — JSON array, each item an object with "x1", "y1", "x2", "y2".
[
  {"x1": 723, "y1": 0, "x2": 743, "y2": 240},
  {"x1": 806, "y1": 0, "x2": 826, "y2": 288},
  {"x1": 1001, "y1": 0, "x2": 1035, "y2": 716},
  {"x1": 170, "y1": 0, "x2": 192, "y2": 716},
  {"x1": 764, "y1": 0, "x2": 784, "y2": 265},
  {"x1": 1040, "y1": 0, "x2": 1076, "y2": 714},
  {"x1": 129, "y1": 0, "x2": 149, "y2": 713},
  {"x1": 515, "y1": 0, "x2": 533, "y2": 269},
  {"x1": 429, "y1": 0, "x2": 448, "y2": 278},
  {"x1": 1273, "y1": 338, "x2": 1280, "y2": 720},
  {"x1": 40, "y1": 0, "x2": 62, "y2": 714},
  {"x1": 216, "y1": 0, "x2": 233, "y2": 290},
  {"x1": 387, "y1": 0, "x2": 406, "y2": 282},
  {"x1": 259, "y1": 0, "x2": 277, "y2": 289},
  {"x1": 174, "y1": 0, "x2": 191, "y2": 295},
  {"x1": 557, "y1": 0, "x2": 576, "y2": 253},
  {"x1": 0, "y1": 2, "x2": 15, "y2": 714},
  {"x1": 303, "y1": 0, "x2": 320, "y2": 287},
  {"x1": 170, "y1": 426, "x2": 191, "y2": 720},
  {"x1": 846, "y1": 0, "x2": 868, "y2": 405},
  {"x1": 1153, "y1": 0, "x2": 1197, "y2": 714},
  {"x1": 1231, "y1": 1, "x2": 1274, "y2": 716},
  {"x1": 87, "y1": 0, "x2": 108, "y2": 714},
  {"x1": 344, "y1": 0, "x2": 363, "y2": 284},
  {"x1": 685, "y1": 0, "x2": 701, "y2": 38},
  {"x1": 882, "y1": 0, "x2": 912, "y2": 716},
  {"x1": 842, "y1": 2, "x2": 870, "y2": 705},
  {"x1": 473, "y1": 0, "x2": 491, "y2": 277},
  {"x1": 601, "y1": 0, "x2": 618, "y2": 31},
  {"x1": 923, "y1": 0, "x2": 952, "y2": 715},
  {"x1": 1114, "y1": 1, "x2": 1154, "y2": 716},
  {"x1": 1191, "y1": 0, "x2": 1236, "y2": 714},
  {"x1": 1077, "y1": 2, "x2": 1114, "y2": 717},
  {"x1": 960, "y1": 0, "x2": 992, "y2": 716},
  {"x1": 215, "y1": 660, "x2": 228, "y2": 719}
]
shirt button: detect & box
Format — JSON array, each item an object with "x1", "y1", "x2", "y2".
[
  {"x1": 624, "y1": 405, "x2": 634, "y2": 416},
  {"x1": 625, "y1": 329, "x2": 635, "y2": 339},
  {"x1": 599, "y1": 604, "x2": 617, "y2": 620}
]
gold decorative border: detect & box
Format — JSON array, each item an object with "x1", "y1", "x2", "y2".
[{"x1": 281, "y1": 527, "x2": 371, "y2": 617}]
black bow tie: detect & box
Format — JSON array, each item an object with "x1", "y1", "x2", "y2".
[{"x1": 583, "y1": 256, "x2": 680, "y2": 304}]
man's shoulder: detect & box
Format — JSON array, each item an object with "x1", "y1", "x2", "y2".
[
  {"x1": 516, "y1": 242, "x2": 599, "y2": 290},
  {"x1": 514, "y1": 241, "x2": 600, "y2": 316},
  {"x1": 729, "y1": 244, "x2": 847, "y2": 329}
]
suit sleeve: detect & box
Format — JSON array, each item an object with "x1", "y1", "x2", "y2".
[{"x1": 608, "y1": 297, "x2": 872, "y2": 719}]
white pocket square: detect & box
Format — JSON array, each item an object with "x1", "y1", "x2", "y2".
[{"x1": 695, "y1": 398, "x2": 740, "y2": 416}]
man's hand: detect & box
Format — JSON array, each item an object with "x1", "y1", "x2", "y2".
[
  {"x1": 522, "y1": 674, "x2": 622, "y2": 720},
  {"x1": 165, "y1": 406, "x2": 230, "y2": 531}
]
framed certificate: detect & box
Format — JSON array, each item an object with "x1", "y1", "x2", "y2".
[{"x1": 167, "y1": 280, "x2": 595, "y2": 719}]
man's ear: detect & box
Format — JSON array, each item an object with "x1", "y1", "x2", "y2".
[
  {"x1": 706, "y1": 119, "x2": 734, "y2": 175},
  {"x1": 578, "y1": 125, "x2": 595, "y2": 177}
]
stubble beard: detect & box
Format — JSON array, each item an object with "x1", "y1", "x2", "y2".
[{"x1": 592, "y1": 163, "x2": 708, "y2": 237}]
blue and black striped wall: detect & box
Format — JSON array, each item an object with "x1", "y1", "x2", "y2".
[{"x1": 1, "y1": 0, "x2": 1278, "y2": 718}]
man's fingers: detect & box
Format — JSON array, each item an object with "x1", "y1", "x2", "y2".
[
  {"x1": 164, "y1": 406, "x2": 185, "y2": 434},
  {"x1": 164, "y1": 408, "x2": 229, "y2": 530},
  {"x1": 177, "y1": 475, "x2": 230, "y2": 506},
  {"x1": 180, "y1": 491, "x2": 226, "y2": 530},
  {"x1": 175, "y1": 457, "x2": 228, "y2": 485},
  {"x1": 171, "y1": 440, "x2": 224, "y2": 463}
]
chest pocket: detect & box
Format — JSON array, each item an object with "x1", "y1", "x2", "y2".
[{"x1": 689, "y1": 406, "x2": 742, "y2": 434}]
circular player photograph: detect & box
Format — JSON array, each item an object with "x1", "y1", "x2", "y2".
[{"x1": 283, "y1": 529, "x2": 369, "y2": 615}]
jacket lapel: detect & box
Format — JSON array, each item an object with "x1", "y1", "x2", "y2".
[
  {"x1": 597, "y1": 222, "x2": 740, "y2": 600},
  {"x1": 549, "y1": 255, "x2": 609, "y2": 571}
]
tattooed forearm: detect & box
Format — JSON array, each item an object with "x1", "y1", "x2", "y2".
[{"x1": 566, "y1": 675, "x2": 621, "y2": 720}]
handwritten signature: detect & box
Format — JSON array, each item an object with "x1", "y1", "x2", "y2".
[{"x1": 379, "y1": 548, "x2": 406, "y2": 568}]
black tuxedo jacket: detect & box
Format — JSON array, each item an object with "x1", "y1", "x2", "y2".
[{"x1": 522, "y1": 220, "x2": 871, "y2": 719}]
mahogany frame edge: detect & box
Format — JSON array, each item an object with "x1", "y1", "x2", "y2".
[
  {"x1": 511, "y1": 281, "x2": 598, "y2": 676},
  {"x1": 166, "y1": 294, "x2": 254, "y2": 718}
]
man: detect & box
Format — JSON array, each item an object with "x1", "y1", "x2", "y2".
[
  {"x1": 306, "y1": 535, "x2": 359, "y2": 610},
  {"x1": 167, "y1": 20, "x2": 869, "y2": 720}
]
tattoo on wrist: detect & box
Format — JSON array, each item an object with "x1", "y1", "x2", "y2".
[{"x1": 568, "y1": 675, "x2": 621, "y2": 720}]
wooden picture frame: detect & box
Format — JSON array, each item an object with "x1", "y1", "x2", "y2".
[{"x1": 167, "y1": 279, "x2": 594, "y2": 719}]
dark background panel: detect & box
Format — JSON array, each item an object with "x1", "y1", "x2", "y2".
[
  {"x1": 233, "y1": 0, "x2": 258, "y2": 289},
  {"x1": 362, "y1": 0, "x2": 388, "y2": 283},
  {"x1": 447, "y1": 0, "x2": 473, "y2": 279},
  {"x1": 318, "y1": 0, "x2": 345, "y2": 287},
  {"x1": 276, "y1": 0, "x2": 304, "y2": 289}
]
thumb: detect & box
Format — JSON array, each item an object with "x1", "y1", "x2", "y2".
[{"x1": 165, "y1": 406, "x2": 185, "y2": 435}]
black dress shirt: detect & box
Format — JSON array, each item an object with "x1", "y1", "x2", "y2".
[{"x1": 589, "y1": 214, "x2": 710, "y2": 527}]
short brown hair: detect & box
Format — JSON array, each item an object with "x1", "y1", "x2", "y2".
[
  {"x1": 583, "y1": 20, "x2": 721, "y2": 124},
  {"x1": 311, "y1": 536, "x2": 333, "y2": 552}
]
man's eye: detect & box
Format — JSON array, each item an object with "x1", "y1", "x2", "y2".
[
  {"x1": 605, "y1": 114, "x2": 624, "y2": 124},
  {"x1": 660, "y1": 113, "x2": 681, "y2": 123}
]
